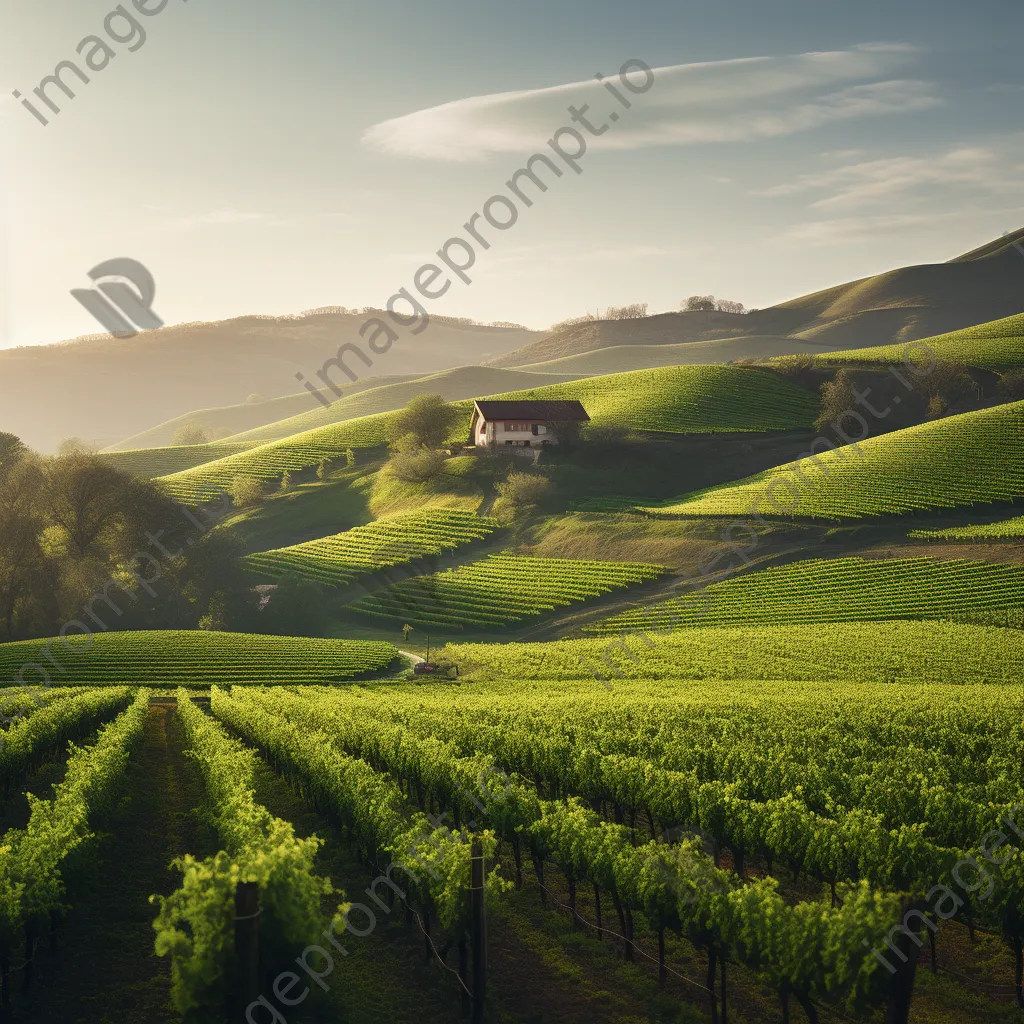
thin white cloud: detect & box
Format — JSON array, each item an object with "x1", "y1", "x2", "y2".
[
  {"x1": 362, "y1": 44, "x2": 938, "y2": 162},
  {"x1": 758, "y1": 146, "x2": 1020, "y2": 211}
]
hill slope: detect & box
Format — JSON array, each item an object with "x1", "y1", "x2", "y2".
[
  {"x1": 157, "y1": 364, "x2": 819, "y2": 503},
  {"x1": 0, "y1": 311, "x2": 538, "y2": 452},
  {"x1": 223, "y1": 366, "x2": 583, "y2": 445},
  {"x1": 491, "y1": 227, "x2": 1024, "y2": 370},
  {"x1": 806, "y1": 311, "x2": 1024, "y2": 370},
  {"x1": 642, "y1": 400, "x2": 1024, "y2": 520}
]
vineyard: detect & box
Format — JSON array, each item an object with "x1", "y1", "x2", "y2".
[
  {"x1": 910, "y1": 514, "x2": 1024, "y2": 541},
  {"x1": 0, "y1": 630, "x2": 397, "y2": 686},
  {"x1": 813, "y1": 311, "x2": 1024, "y2": 370},
  {"x1": 244, "y1": 510, "x2": 502, "y2": 587},
  {"x1": 583, "y1": 556, "x2": 1024, "y2": 633},
  {"x1": 97, "y1": 441, "x2": 261, "y2": 479},
  {"x1": 643, "y1": 400, "x2": 1024, "y2": 519},
  {"x1": 443, "y1": 618, "x2": 1024, "y2": 683},
  {"x1": 347, "y1": 554, "x2": 666, "y2": 629}
]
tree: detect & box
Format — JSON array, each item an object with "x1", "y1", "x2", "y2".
[
  {"x1": 280, "y1": 470, "x2": 295, "y2": 491},
  {"x1": 550, "y1": 314, "x2": 596, "y2": 332},
  {"x1": 345, "y1": 448, "x2": 356, "y2": 467},
  {"x1": 171, "y1": 422, "x2": 209, "y2": 446},
  {"x1": 0, "y1": 433, "x2": 27, "y2": 478},
  {"x1": 997, "y1": 370, "x2": 1024, "y2": 400},
  {"x1": 545, "y1": 419, "x2": 583, "y2": 450},
  {"x1": 606, "y1": 303, "x2": 648, "y2": 320},
  {"x1": 230, "y1": 475, "x2": 264, "y2": 508},
  {"x1": 386, "y1": 394, "x2": 462, "y2": 450},
  {"x1": 316, "y1": 458, "x2": 332, "y2": 481},
  {"x1": 922, "y1": 362, "x2": 975, "y2": 405},
  {"x1": 684, "y1": 295, "x2": 716, "y2": 312},
  {"x1": 56, "y1": 437, "x2": 96, "y2": 457},
  {"x1": 259, "y1": 575, "x2": 330, "y2": 637},
  {"x1": 494, "y1": 472, "x2": 551, "y2": 518},
  {"x1": 715, "y1": 299, "x2": 746, "y2": 314},
  {"x1": 388, "y1": 435, "x2": 447, "y2": 484},
  {"x1": 814, "y1": 369, "x2": 857, "y2": 438},
  {"x1": 43, "y1": 454, "x2": 132, "y2": 558}
]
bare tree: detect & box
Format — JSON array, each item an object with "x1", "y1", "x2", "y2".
[
  {"x1": 606, "y1": 303, "x2": 649, "y2": 320},
  {"x1": 715, "y1": 299, "x2": 746, "y2": 314},
  {"x1": 683, "y1": 295, "x2": 716, "y2": 312}
]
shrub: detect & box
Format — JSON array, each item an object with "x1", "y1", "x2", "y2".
[
  {"x1": 926, "y1": 394, "x2": 949, "y2": 420},
  {"x1": 495, "y1": 472, "x2": 551, "y2": 512},
  {"x1": 230, "y1": 475, "x2": 264, "y2": 508},
  {"x1": 997, "y1": 369, "x2": 1024, "y2": 400},
  {"x1": 389, "y1": 436, "x2": 447, "y2": 483},
  {"x1": 316, "y1": 458, "x2": 332, "y2": 481},
  {"x1": 280, "y1": 470, "x2": 295, "y2": 491},
  {"x1": 172, "y1": 422, "x2": 208, "y2": 446}
]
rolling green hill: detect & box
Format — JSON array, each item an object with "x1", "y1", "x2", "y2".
[
  {"x1": 222, "y1": 366, "x2": 582, "y2": 445},
  {"x1": 809, "y1": 312, "x2": 1024, "y2": 370},
  {"x1": 98, "y1": 441, "x2": 262, "y2": 478},
  {"x1": 642, "y1": 400, "x2": 1024, "y2": 520},
  {"x1": 583, "y1": 556, "x2": 1024, "y2": 634},
  {"x1": 157, "y1": 364, "x2": 819, "y2": 504},
  {"x1": 244, "y1": 510, "x2": 501, "y2": 587},
  {"x1": 0, "y1": 631, "x2": 397, "y2": 685},
  {"x1": 909, "y1": 514, "x2": 1024, "y2": 541}
]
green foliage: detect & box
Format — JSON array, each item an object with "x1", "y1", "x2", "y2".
[
  {"x1": 230, "y1": 475, "x2": 264, "y2": 508},
  {"x1": 244, "y1": 510, "x2": 500, "y2": 588},
  {"x1": 171, "y1": 423, "x2": 209, "y2": 447},
  {"x1": 814, "y1": 368, "x2": 855, "y2": 435},
  {"x1": 349, "y1": 554, "x2": 665, "y2": 629},
  {"x1": 493, "y1": 472, "x2": 551, "y2": 518},
  {"x1": 584, "y1": 556, "x2": 1024, "y2": 633},
  {"x1": 645, "y1": 400, "x2": 1024, "y2": 519},
  {"x1": 387, "y1": 436, "x2": 448, "y2": 484},
  {"x1": 910, "y1": 514, "x2": 1024, "y2": 541},
  {"x1": 386, "y1": 394, "x2": 463, "y2": 450},
  {"x1": 0, "y1": 630, "x2": 397, "y2": 685},
  {"x1": 152, "y1": 692, "x2": 341, "y2": 1019}
]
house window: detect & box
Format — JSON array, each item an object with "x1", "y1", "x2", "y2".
[{"x1": 505, "y1": 422, "x2": 531, "y2": 431}]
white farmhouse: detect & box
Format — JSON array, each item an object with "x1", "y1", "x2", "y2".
[{"x1": 469, "y1": 399, "x2": 590, "y2": 448}]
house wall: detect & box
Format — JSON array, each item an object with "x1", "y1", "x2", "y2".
[{"x1": 476, "y1": 419, "x2": 553, "y2": 446}]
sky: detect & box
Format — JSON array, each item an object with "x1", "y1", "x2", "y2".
[{"x1": 1, "y1": 0, "x2": 1023, "y2": 349}]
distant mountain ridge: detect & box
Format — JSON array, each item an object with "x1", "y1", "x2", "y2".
[{"x1": 490, "y1": 227, "x2": 1024, "y2": 369}]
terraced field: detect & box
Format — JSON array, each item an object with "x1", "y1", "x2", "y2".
[
  {"x1": 811, "y1": 311, "x2": 1024, "y2": 370},
  {"x1": 244, "y1": 509, "x2": 501, "y2": 587},
  {"x1": 584, "y1": 556, "x2": 1024, "y2": 633},
  {"x1": 0, "y1": 630, "x2": 397, "y2": 685},
  {"x1": 348, "y1": 554, "x2": 666, "y2": 629},
  {"x1": 644, "y1": 400, "x2": 1024, "y2": 519},
  {"x1": 98, "y1": 441, "x2": 261, "y2": 478},
  {"x1": 444, "y1": 619, "x2": 1024, "y2": 684},
  {"x1": 910, "y1": 514, "x2": 1024, "y2": 541}
]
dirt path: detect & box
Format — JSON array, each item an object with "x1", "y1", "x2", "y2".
[{"x1": 9, "y1": 701, "x2": 203, "y2": 1024}]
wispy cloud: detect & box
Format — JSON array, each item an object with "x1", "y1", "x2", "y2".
[
  {"x1": 758, "y1": 145, "x2": 1021, "y2": 211},
  {"x1": 362, "y1": 43, "x2": 939, "y2": 162}
]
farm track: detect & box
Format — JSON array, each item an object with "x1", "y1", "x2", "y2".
[{"x1": 8, "y1": 700, "x2": 204, "y2": 1024}]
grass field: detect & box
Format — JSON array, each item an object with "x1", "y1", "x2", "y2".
[
  {"x1": 348, "y1": 554, "x2": 666, "y2": 629},
  {"x1": 643, "y1": 399, "x2": 1024, "y2": 519},
  {"x1": 243, "y1": 509, "x2": 501, "y2": 587},
  {"x1": 0, "y1": 630, "x2": 398, "y2": 685},
  {"x1": 811, "y1": 311, "x2": 1024, "y2": 370},
  {"x1": 583, "y1": 556, "x2": 1024, "y2": 633}
]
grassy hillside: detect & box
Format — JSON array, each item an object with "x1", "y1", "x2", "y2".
[
  {"x1": 348, "y1": 554, "x2": 666, "y2": 629},
  {"x1": 244, "y1": 509, "x2": 501, "y2": 587},
  {"x1": 157, "y1": 365, "x2": 819, "y2": 504},
  {"x1": 584, "y1": 556, "x2": 1024, "y2": 633},
  {"x1": 105, "y1": 373, "x2": 419, "y2": 451},
  {"x1": 443, "y1": 619, "x2": 1024, "y2": 684},
  {"x1": 810, "y1": 312, "x2": 1024, "y2": 370},
  {"x1": 223, "y1": 366, "x2": 582, "y2": 445},
  {"x1": 643, "y1": 400, "x2": 1024, "y2": 520},
  {"x1": 0, "y1": 630, "x2": 397, "y2": 685},
  {"x1": 98, "y1": 441, "x2": 261, "y2": 478},
  {"x1": 492, "y1": 227, "x2": 1024, "y2": 368}
]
